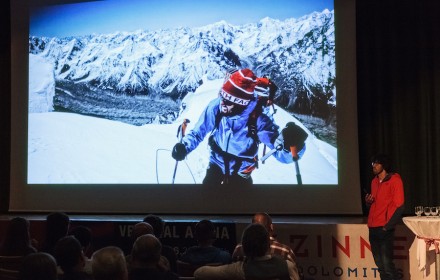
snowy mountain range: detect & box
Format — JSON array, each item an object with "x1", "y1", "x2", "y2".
[{"x1": 29, "y1": 9, "x2": 335, "y2": 121}]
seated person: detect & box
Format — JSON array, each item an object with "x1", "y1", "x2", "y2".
[
  {"x1": 128, "y1": 234, "x2": 179, "y2": 280},
  {"x1": 91, "y1": 246, "x2": 128, "y2": 280},
  {"x1": 128, "y1": 222, "x2": 154, "y2": 253},
  {"x1": 143, "y1": 214, "x2": 178, "y2": 273},
  {"x1": 42, "y1": 212, "x2": 70, "y2": 255},
  {"x1": 194, "y1": 223, "x2": 300, "y2": 280},
  {"x1": 69, "y1": 226, "x2": 92, "y2": 255},
  {"x1": 54, "y1": 235, "x2": 92, "y2": 280},
  {"x1": 232, "y1": 212, "x2": 296, "y2": 264},
  {"x1": 180, "y1": 219, "x2": 231, "y2": 265},
  {"x1": 132, "y1": 222, "x2": 154, "y2": 238},
  {"x1": 69, "y1": 226, "x2": 93, "y2": 275},
  {"x1": 0, "y1": 217, "x2": 37, "y2": 257},
  {"x1": 21, "y1": 252, "x2": 58, "y2": 280},
  {"x1": 125, "y1": 222, "x2": 170, "y2": 271}
]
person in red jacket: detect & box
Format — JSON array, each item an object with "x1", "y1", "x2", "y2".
[{"x1": 365, "y1": 154, "x2": 404, "y2": 280}]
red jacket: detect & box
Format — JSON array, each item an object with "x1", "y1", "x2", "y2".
[{"x1": 367, "y1": 173, "x2": 404, "y2": 229}]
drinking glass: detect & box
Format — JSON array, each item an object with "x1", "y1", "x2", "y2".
[
  {"x1": 415, "y1": 206, "x2": 423, "y2": 216},
  {"x1": 424, "y1": 207, "x2": 431, "y2": 217},
  {"x1": 430, "y1": 207, "x2": 439, "y2": 217}
]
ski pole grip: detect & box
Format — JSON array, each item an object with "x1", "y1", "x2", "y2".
[{"x1": 290, "y1": 146, "x2": 299, "y2": 161}]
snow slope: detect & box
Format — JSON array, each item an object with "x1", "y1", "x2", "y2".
[{"x1": 28, "y1": 75, "x2": 337, "y2": 185}]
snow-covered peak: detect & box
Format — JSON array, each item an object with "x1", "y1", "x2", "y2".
[{"x1": 29, "y1": 9, "x2": 335, "y2": 119}]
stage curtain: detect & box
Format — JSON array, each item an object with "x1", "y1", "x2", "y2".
[{"x1": 356, "y1": 0, "x2": 440, "y2": 215}]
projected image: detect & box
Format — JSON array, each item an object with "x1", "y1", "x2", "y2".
[{"x1": 28, "y1": 0, "x2": 336, "y2": 185}]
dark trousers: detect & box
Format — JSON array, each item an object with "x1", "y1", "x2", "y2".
[
  {"x1": 369, "y1": 227, "x2": 398, "y2": 280},
  {"x1": 202, "y1": 163, "x2": 253, "y2": 186}
]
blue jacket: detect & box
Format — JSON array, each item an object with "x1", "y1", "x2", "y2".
[{"x1": 182, "y1": 97, "x2": 298, "y2": 176}]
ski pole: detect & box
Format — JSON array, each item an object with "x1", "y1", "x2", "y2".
[
  {"x1": 290, "y1": 146, "x2": 302, "y2": 185},
  {"x1": 262, "y1": 104, "x2": 277, "y2": 164},
  {"x1": 260, "y1": 144, "x2": 283, "y2": 164},
  {"x1": 171, "y1": 158, "x2": 179, "y2": 184},
  {"x1": 294, "y1": 160, "x2": 302, "y2": 185},
  {"x1": 261, "y1": 145, "x2": 267, "y2": 163},
  {"x1": 172, "y1": 119, "x2": 189, "y2": 184}
]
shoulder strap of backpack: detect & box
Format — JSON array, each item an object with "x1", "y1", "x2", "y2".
[
  {"x1": 247, "y1": 100, "x2": 265, "y2": 143},
  {"x1": 212, "y1": 105, "x2": 222, "y2": 134}
]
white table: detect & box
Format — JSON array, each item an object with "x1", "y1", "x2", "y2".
[{"x1": 403, "y1": 216, "x2": 440, "y2": 279}]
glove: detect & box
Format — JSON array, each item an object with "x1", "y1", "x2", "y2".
[
  {"x1": 171, "y1": 143, "x2": 187, "y2": 161},
  {"x1": 281, "y1": 122, "x2": 308, "y2": 159}
]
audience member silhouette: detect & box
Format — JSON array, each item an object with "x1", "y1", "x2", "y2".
[
  {"x1": 180, "y1": 219, "x2": 231, "y2": 265},
  {"x1": 128, "y1": 234, "x2": 179, "y2": 280},
  {"x1": 91, "y1": 246, "x2": 128, "y2": 280},
  {"x1": 0, "y1": 217, "x2": 37, "y2": 256},
  {"x1": 143, "y1": 214, "x2": 178, "y2": 272},
  {"x1": 134, "y1": 222, "x2": 154, "y2": 236},
  {"x1": 3, "y1": 213, "x2": 303, "y2": 280},
  {"x1": 53, "y1": 235, "x2": 91, "y2": 280},
  {"x1": 126, "y1": 222, "x2": 170, "y2": 271},
  {"x1": 42, "y1": 212, "x2": 70, "y2": 255},
  {"x1": 69, "y1": 226, "x2": 92, "y2": 254},
  {"x1": 232, "y1": 212, "x2": 296, "y2": 263},
  {"x1": 69, "y1": 225, "x2": 93, "y2": 275},
  {"x1": 21, "y1": 252, "x2": 58, "y2": 280},
  {"x1": 129, "y1": 222, "x2": 154, "y2": 251},
  {"x1": 194, "y1": 223, "x2": 300, "y2": 280}
]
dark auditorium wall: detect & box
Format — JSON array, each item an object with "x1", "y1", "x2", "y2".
[
  {"x1": 356, "y1": 0, "x2": 440, "y2": 214},
  {"x1": 1, "y1": 0, "x2": 439, "y2": 214},
  {"x1": 1, "y1": 1, "x2": 11, "y2": 213}
]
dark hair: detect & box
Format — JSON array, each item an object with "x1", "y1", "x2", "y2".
[
  {"x1": 195, "y1": 219, "x2": 216, "y2": 243},
  {"x1": 143, "y1": 214, "x2": 165, "y2": 237},
  {"x1": 371, "y1": 153, "x2": 392, "y2": 171},
  {"x1": 69, "y1": 226, "x2": 92, "y2": 249},
  {"x1": 43, "y1": 212, "x2": 70, "y2": 254},
  {"x1": 54, "y1": 235, "x2": 83, "y2": 273},
  {"x1": 0, "y1": 217, "x2": 35, "y2": 256},
  {"x1": 21, "y1": 252, "x2": 58, "y2": 280},
  {"x1": 242, "y1": 223, "x2": 270, "y2": 259}
]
